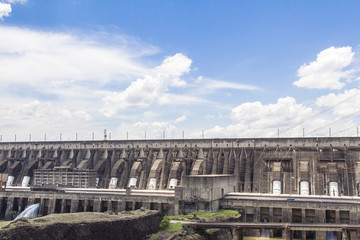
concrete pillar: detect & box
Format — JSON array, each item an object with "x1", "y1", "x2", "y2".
[
  {"x1": 142, "y1": 202, "x2": 151, "y2": 210},
  {"x1": 4, "y1": 197, "x2": 14, "y2": 220},
  {"x1": 315, "y1": 209, "x2": 325, "y2": 223},
  {"x1": 27, "y1": 198, "x2": 35, "y2": 205},
  {"x1": 315, "y1": 231, "x2": 326, "y2": 240},
  {"x1": 47, "y1": 199, "x2": 56, "y2": 214},
  {"x1": 84, "y1": 200, "x2": 88, "y2": 212},
  {"x1": 118, "y1": 201, "x2": 125, "y2": 211},
  {"x1": 283, "y1": 208, "x2": 292, "y2": 222},
  {"x1": 335, "y1": 210, "x2": 340, "y2": 223},
  {"x1": 342, "y1": 229, "x2": 348, "y2": 240},
  {"x1": 283, "y1": 229, "x2": 293, "y2": 240},
  {"x1": 231, "y1": 227, "x2": 240, "y2": 240},
  {"x1": 93, "y1": 200, "x2": 101, "y2": 212},
  {"x1": 268, "y1": 207, "x2": 273, "y2": 222},
  {"x1": 107, "y1": 201, "x2": 112, "y2": 212},
  {"x1": 315, "y1": 209, "x2": 326, "y2": 240},
  {"x1": 39, "y1": 198, "x2": 46, "y2": 215},
  {"x1": 70, "y1": 200, "x2": 78, "y2": 213},
  {"x1": 350, "y1": 232, "x2": 359, "y2": 239},
  {"x1": 254, "y1": 207, "x2": 260, "y2": 222},
  {"x1": 61, "y1": 199, "x2": 67, "y2": 213},
  {"x1": 131, "y1": 201, "x2": 136, "y2": 210},
  {"x1": 350, "y1": 210, "x2": 358, "y2": 224}
]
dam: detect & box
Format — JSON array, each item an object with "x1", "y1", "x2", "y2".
[{"x1": 0, "y1": 137, "x2": 360, "y2": 239}]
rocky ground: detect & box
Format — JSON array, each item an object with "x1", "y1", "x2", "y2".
[{"x1": 0, "y1": 210, "x2": 162, "y2": 240}]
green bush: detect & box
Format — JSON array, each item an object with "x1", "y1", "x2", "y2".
[{"x1": 159, "y1": 216, "x2": 170, "y2": 231}]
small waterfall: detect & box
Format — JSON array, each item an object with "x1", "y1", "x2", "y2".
[{"x1": 14, "y1": 203, "x2": 40, "y2": 220}]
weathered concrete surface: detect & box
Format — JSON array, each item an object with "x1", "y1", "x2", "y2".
[{"x1": 0, "y1": 210, "x2": 161, "y2": 240}]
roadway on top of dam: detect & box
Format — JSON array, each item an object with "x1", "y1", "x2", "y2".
[
  {"x1": 1, "y1": 137, "x2": 360, "y2": 149},
  {"x1": 4, "y1": 187, "x2": 360, "y2": 205}
]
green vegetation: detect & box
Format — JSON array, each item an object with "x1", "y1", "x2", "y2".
[
  {"x1": 149, "y1": 209, "x2": 241, "y2": 239},
  {"x1": 159, "y1": 216, "x2": 170, "y2": 231},
  {"x1": 167, "y1": 209, "x2": 240, "y2": 222},
  {"x1": 166, "y1": 222, "x2": 183, "y2": 232}
]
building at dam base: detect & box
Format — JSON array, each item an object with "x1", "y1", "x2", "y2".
[{"x1": 1, "y1": 137, "x2": 360, "y2": 239}]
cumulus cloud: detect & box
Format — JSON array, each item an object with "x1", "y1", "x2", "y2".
[
  {"x1": 0, "y1": 100, "x2": 93, "y2": 141},
  {"x1": 101, "y1": 53, "x2": 192, "y2": 117},
  {"x1": 231, "y1": 97, "x2": 314, "y2": 127},
  {"x1": 0, "y1": 2, "x2": 11, "y2": 20},
  {"x1": 316, "y1": 88, "x2": 360, "y2": 117},
  {"x1": 293, "y1": 46, "x2": 355, "y2": 89},
  {"x1": 174, "y1": 115, "x2": 187, "y2": 124},
  {"x1": 0, "y1": 26, "x2": 149, "y2": 92},
  {"x1": 117, "y1": 121, "x2": 177, "y2": 139},
  {"x1": 204, "y1": 97, "x2": 326, "y2": 138}
]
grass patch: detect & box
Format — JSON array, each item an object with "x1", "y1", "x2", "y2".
[
  {"x1": 148, "y1": 233, "x2": 159, "y2": 240},
  {"x1": 166, "y1": 222, "x2": 183, "y2": 232},
  {"x1": 167, "y1": 209, "x2": 240, "y2": 222},
  {"x1": 167, "y1": 214, "x2": 196, "y2": 222}
]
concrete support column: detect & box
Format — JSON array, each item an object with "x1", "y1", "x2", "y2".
[
  {"x1": 39, "y1": 198, "x2": 46, "y2": 215},
  {"x1": 301, "y1": 209, "x2": 306, "y2": 223},
  {"x1": 315, "y1": 209, "x2": 326, "y2": 240},
  {"x1": 131, "y1": 201, "x2": 136, "y2": 210},
  {"x1": 350, "y1": 232, "x2": 359, "y2": 239},
  {"x1": 283, "y1": 208, "x2": 292, "y2": 222},
  {"x1": 231, "y1": 227, "x2": 240, "y2": 240},
  {"x1": 142, "y1": 202, "x2": 151, "y2": 211},
  {"x1": 93, "y1": 200, "x2": 101, "y2": 212},
  {"x1": 350, "y1": 210, "x2": 358, "y2": 224},
  {"x1": 283, "y1": 229, "x2": 293, "y2": 240},
  {"x1": 27, "y1": 198, "x2": 35, "y2": 205},
  {"x1": 254, "y1": 207, "x2": 260, "y2": 222},
  {"x1": 4, "y1": 197, "x2": 14, "y2": 220},
  {"x1": 268, "y1": 208, "x2": 273, "y2": 222},
  {"x1": 84, "y1": 200, "x2": 88, "y2": 212},
  {"x1": 342, "y1": 229, "x2": 349, "y2": 240},
  {"x1": 107, "y1": 201, "x2": 112, "y2": 212},
  {"x1": 315, "y1": 209, "x2": 325, "y2": 223},
  {"x1": 335, "y1": 210, "x2": 340, "y2": 223},
  {"x1": 70, "y1": 200, "x2": 78, "y2": 213},
  {"x1": 47, "y1": 199, "x2": 56, "y2": 214},
  {"x1": 118, "y1": 201, "x2": 125, "y2": 211},
  {"x1": 61, "y1": 199, "x2": 67, "y2": 213}
]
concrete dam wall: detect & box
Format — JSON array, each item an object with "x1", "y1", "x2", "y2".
[
  {"x1": 1, "y1": 137, "x2": 360, "y2": 195},
  {"x1": 1, "y1": 137, "x2": 360, "y2": 239}
]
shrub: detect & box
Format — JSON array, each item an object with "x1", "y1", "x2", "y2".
[{"x1": 159, "y1": 216, "x2": 170, "y2": 231}]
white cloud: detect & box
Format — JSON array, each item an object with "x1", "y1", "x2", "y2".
[
  {"x1": 0, "y1": 3, "x2": 11, "y2": 20},
  {"x1": 0, "y1": 26, "x2": 149, "y2": 92},
  {"x1": 293, "y1": 46, "x2": 355, "y2": 89},
  {"x1": 5, "y1": 0, "x2": 27, "y2": 3},
  {"x1": 231, "y1": 97, "x2": 313, "y2": 127},
  {"x1": 0, "y1": 100, "x2": 93, "y2": 141},
  {"x1": 101, "y1": 53, "x2": 192, "y2": 117},
  {"x1": 316, "y1": 88, "x2": 360, "y2": 117},
  {"x1": 117, "y1": 121, "x2": 177, "y2": 139},
  {"x1": 174, "y1": 115, "x2": 187, "y2": 124},
  {"x1": 204, "y1": 97, "x2": 326, "y2": 138},
  {"x1": 157, "y1": 93, "x2": 206, "y2": 105},
  {"x1": 196, "y1": 76, "x2": 260, "y2": 91}
]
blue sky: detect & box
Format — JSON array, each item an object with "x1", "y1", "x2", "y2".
[{"x1": 1, "y1": 0, "x2": 360, "y2": 141}]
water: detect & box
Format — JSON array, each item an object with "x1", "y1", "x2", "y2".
[{"x1": 14, "y1": 203, "x2": 40, "y2": 220}]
